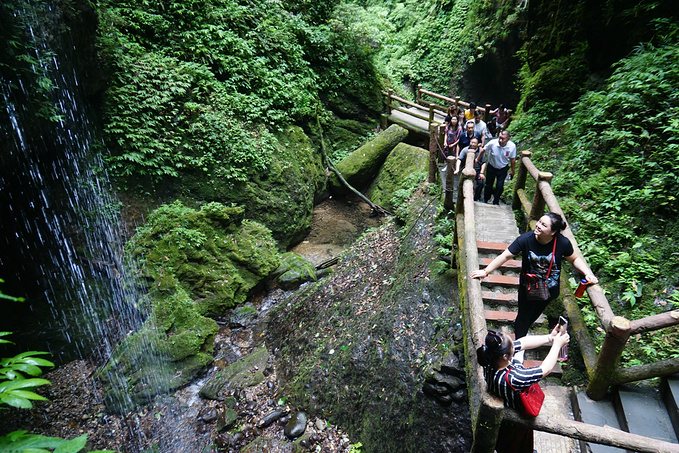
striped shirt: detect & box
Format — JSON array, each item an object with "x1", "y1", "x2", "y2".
[{"x1": 483, "y1": 339, "x2": 544, "y2": 410}]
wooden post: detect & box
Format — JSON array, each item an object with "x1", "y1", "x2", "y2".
[
  {"x1": 417, "y1": 84, "x2": 422, "y2": 105},
  {"x1": 512, "y1": 151, "x2": 532, "y2": 210},
  {"x1": 484, "y1": 104, "x2": 491, "y2": 123},
  {"x1": 529, "y1": 172, "x2": 552, "y2": 223},
  {"x1": 587, "y1": 316, "x2": 631, "y2": 400},
  {"x1": 444, "y1": 156, "x2": 457, "y2": 210},
  {"x1": 387, "y1": 89, "x2": 393, "y2": 115},
  {"x1": 471, "y1": 399, "x2": 504, "y2": 453},
  {"x1": 428, "y1": 102, "x2": 435, "y2": 130},
  {"x1": 454, "y1": 96, "x2": 460, "y2": 108},
  {"x1": 429, "y1": 124, "x2": 439, "y2": 184}
]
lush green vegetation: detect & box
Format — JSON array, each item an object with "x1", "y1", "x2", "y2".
[
  {"x1": 511, "y1": 38, "x2": 679, "y2": 366},
  {"x1": 98, "y1": 0, "x2": 382, "y2": 189}
]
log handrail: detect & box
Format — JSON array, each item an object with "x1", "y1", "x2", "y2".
[
  {"x1": 457, "y1": 147, "x2": 679, "y2": 453},
  {"x1": 512, "y1": 151, "x2": 679, "y2": 400}
]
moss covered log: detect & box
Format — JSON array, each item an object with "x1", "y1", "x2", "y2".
[{"x1": 328, "y1": 124, "x2": 409, "y2": 196}]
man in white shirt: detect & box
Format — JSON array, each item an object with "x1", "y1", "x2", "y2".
[
  {"x1": 482, "y1": 130, "x2": 516, "y2": 205},
  {"x1": 474, "y1": 110, "x2": 491, "y2": 146}
]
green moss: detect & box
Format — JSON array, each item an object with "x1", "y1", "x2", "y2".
[
  {"x1": 200, "y1": 346, "x2": 270, "y2": 400},
  {"x1": 175, "y1": 125, "x2": 326, "y2": 248},
  {"x1": 367, "y1": 142, "x2": 429, "y2": 211},
  {"x1": 328, "y1": 124, "x2": 409, "y2": 195},
  {"x1": 98, "y1": 288, "x2": 218, "y2": 412},
  {"x1": 128, "y1": 200, "x2": 280, "y2": 317},
  {"x1": 275, "y1": 252, "x2": 318, "y2": 289}
]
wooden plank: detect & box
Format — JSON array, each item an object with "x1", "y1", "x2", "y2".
[
  {"x1": 485, "y1": 310, "x2": 517, "y2": 322},
  {"x1": 479, "y1": 257, "x2": 521, "y2": 269}
]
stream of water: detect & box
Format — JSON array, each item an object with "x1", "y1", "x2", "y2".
[{"x1": 0, "y1": 2, "x2": 165, "y2": 443}]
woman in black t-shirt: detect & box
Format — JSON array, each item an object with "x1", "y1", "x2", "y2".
[{"x1": 471, "y1": 212, "x2": 598, "y2": 339}]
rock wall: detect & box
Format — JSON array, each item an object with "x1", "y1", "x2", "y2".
[{"x1": 266, "y1": 188, "x2": 471, "y2": 452}]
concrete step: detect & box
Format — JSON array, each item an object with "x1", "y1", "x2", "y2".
[
  {"x1": 482, "y1": 290, "x2": 517, "y2": 305},
  {"x1": 572, "y1": 388, "x2": 626, "y2": 453},
  {"x1": 481, "y1": 273, "x2": 519, "y2": 287},
  {"x1": 661, "y1": 375, "x2": 679, "y2": 440},
  {"x1": 533, "y1": 384, "x2": 580, "y2": 452},
  {"x1": 477, "y1": 240, "x2": 512, "y2": 254},
  {"x1": 479, "y1": 257, "x2": 522, "y2": 270},
  {"x1": 617, "y1": 384, "x2": 678, "y2": 444}
]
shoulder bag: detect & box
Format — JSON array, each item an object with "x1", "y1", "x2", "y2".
[
  {"x1": 504, "y1": 371, "x2": 545, "y2": 417},
  {"x1": 522, "y1": 236, "x2": 557, "y2": 301}
]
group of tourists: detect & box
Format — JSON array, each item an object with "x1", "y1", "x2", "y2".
[
  {"x1": 440, "y1": 101, "x2": 599, "y2": 452},
  {"x1": 442, "y1": 102, "x2": 515, "y2": 205}
]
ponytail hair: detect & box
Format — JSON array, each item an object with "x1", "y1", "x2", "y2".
[
  {"x1": 476, "y1": 330, "x2": 512, "y2": 369},
  {"x1": 545, "y1": 212, "x2": 567, "y2": 232}
]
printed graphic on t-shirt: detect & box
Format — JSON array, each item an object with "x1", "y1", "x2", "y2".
[{"x1": 528, "y1": 251, "x2": 560, "y2": 288}]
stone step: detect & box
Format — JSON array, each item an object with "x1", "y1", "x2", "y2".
[
  {"x1": 482, "y1": 290, "x2": 517, "y2": 305},
  {"x1": 476, "y1": 240, "x2": 512, "y2": 254},
  {"x1": 572, "y1": 388, "x2": 626, "y2": 453},
  {"x1": 484, "y1": 309, "x2": 517, "y2": 323},
  {"x1": 617, "y1": 384, "x2": 678, "y2": 444},
  {"x1": 481, "y1": 273, "x2": 519, "y2": 287},
  {"x1": 533, "y1": 384, "x2": 579, "y2": 452},
  {"x1": 479, "y1": 257, "x2": 522, "y2": 270},
  {"x1": 661, "y1": 375, "x2": 679, "y2": 440}
]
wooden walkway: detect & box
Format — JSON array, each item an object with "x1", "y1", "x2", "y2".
[{"x1": 383, "y1": 89, "x2": 679, "y2": 452}]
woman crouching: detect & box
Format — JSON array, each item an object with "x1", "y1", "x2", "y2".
[{"x1": 476, "y1": 327, "x2": 570, "y2": 452}]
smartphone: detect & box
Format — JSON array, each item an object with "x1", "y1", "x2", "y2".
[
  {"x1": 558, "y1": 315, "x2": 568, "y2": 334},
  {"x1": 558, "y1": 315, "x2": 569, "y2": 360}
]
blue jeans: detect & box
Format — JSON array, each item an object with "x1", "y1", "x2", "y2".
[{"x1": 484, "y1": 163, "x2": 508, "y2": 204}]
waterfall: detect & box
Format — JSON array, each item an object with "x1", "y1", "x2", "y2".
[{"x1": 0, "y1": 0, "x2": 161, "y2": 430}]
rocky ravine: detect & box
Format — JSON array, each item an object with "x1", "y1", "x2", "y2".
[{"x1": 2, "y1": 188, "x2": 471, "y2": 452}]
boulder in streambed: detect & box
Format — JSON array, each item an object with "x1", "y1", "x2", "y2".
[
  {"x1": 273, "y1": 252, "x2": 317, "y2": 289},
  {"x1": 366, "y1": 142, "x2": 429, "y2": 211},
  {"x1": 328, "y1": 124, "x2": 409, "y2": 196},
  {"x1": 284, "y1": 412, "x2": 307, "y2": 439},
  {"x1": 200, "y1": 345, "x2": 270, "y2": 400}
]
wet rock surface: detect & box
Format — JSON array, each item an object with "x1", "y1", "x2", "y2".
[{"x1": 0, "y1": 193, "x2": 471, "y2": 452}]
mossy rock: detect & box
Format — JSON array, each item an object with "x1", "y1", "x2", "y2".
[
  {"x1": 216, "y1": 408, "x2": 239, "y2": 432},
  {"x1": 366, "y1": 142, "x2": 429, "y2": 211},
  {"x1": 240, "y1": 437, "x2": 304, "y2": 453},
  {"x1": 274, "y1": 252, "x2": 318, "y2": 289},
  {"x1": 230, "y1": 303, "x2": 258, "y2": 328},
  {"x1": 200, "y1": 345, "x2": 270, "y2": 400},
  {"x1": 328, "y1": 124, "x2": 409, "y2": 196},
  {"x1": 127, "y1": 200, "x2": 281, "y2": 317},
  {"x1": 265, "y1": 189, "x2": 472, "y2": 452},
  {"x1": 177, "y1": 125, "x2": 326, "y2": 248},
  {"x1": 98, "y1": 289, "x2": 218, "y2": 413}
]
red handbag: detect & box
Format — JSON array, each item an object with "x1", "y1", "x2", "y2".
[{"x1": 505, "y1": 372, "x2": 545, "y2": 417}]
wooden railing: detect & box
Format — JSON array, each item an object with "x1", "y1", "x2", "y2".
[
  {"x1": 416, "y1": 84, "x2": 492, "y2": 124},
  {"x1": 512, "y1": 150, "x2": 679, "y2": 400},
  {"x1": 454, "y1": 150, "x2": 679, "y2": 453},
  {"x1": 381, "y1": 86, "x2": 495, "y2": 134}
]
